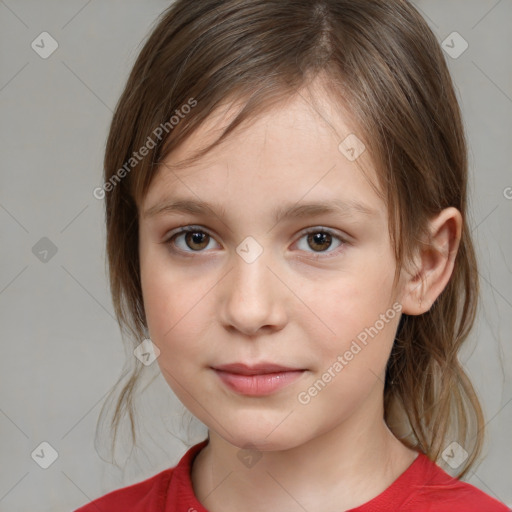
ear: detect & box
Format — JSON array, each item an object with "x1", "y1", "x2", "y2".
[{"x1": 399, "y1": 207, "x2": 462, "y2": 315}]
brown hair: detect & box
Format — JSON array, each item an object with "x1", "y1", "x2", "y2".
[{"x1": 97, "y1": 0, "x2": 484, "y2": 478}]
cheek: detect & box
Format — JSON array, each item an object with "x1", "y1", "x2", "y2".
[
  {"x1": 140, "y1": 253, "x2": 212, "y2": 360},
  {"x1": 141, "y1": 269, "x2": 212, "y2": 401},
  {"x1": 296, "y1": 285, "x2": 399, "y2": 426},
  {"x1": 307, "y1": 255, "x2": 399, "y2": 367}
]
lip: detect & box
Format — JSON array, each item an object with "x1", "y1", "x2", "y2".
[
  {"x1": 212, "y1": 362, "x2": 306, "y2": 396},
  {"x1": 213, "y1": 362, "x2": 302, "y2": 375}
]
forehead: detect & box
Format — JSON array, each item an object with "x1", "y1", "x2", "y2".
[
  {"x1": 143, "y1": 80, "x2": 384, "y2": 220},
  {"x1": 163, "y1": 79, "x2": 363, "y2": 170}
]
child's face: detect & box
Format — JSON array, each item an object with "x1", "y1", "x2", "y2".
[{"x1": 139, "y1": 85, "x2": 405, "y2": 450}]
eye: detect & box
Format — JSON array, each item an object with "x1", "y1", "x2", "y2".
[
  {"x1": 162, "y1": 225, "x2": 347, "y2": 257},
  {"x1": 294, "y1": 227, "x2": 346, "y2": 257},
  {"x1": 164, "y1": 226, "x2": 219, "y2": 254}
]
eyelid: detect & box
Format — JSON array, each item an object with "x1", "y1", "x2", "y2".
[
  {"x1": 162, "y1": 224, "x2": 216, "y2": 244},
  {"x1": 299, "y1": 226, "x2": 348, "y2": 241}
]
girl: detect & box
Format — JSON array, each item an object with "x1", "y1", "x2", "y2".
[{"x1": 76, "y1": 1, "x2": 510, "y2": 510}]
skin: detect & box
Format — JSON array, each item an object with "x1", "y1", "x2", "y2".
[{"x1": 138, "y1": 77, "x2": 462, "y2": 512}]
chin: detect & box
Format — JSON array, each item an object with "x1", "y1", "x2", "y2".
[
  {"x1": 213, "y1": 413, "x2": 312, "y2": 452},
  {"x1": 224, "y1": 432, "x2": 302, "y2": 452}
]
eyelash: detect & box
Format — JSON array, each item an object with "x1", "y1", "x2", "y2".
[{"x1": 162, "y1": 225, "x2": 348, "y2": 259}]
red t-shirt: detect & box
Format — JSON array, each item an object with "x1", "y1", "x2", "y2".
[{"x1": 74, "y1": 439, "x2": 510, "y2": 511}]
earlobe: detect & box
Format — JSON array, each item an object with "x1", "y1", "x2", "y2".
[{"x1": 399, "y1": 207, "x2": 462, "y2": 316}]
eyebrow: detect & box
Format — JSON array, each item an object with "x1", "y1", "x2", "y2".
[{"x1": 143, "y1": 196, "x2": 378, "y2": 224}]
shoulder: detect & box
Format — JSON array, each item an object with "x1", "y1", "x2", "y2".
[
  {"x1": 402, "y1": 454, "x2": 510, "y2": 512},
  {"x1": 72, "y1": 440, "x2": 208, "y2": 512},
  {"x1": 73, "y1": 467, "x2": 174, "y2": 512}
]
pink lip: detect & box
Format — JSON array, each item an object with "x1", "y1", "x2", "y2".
[{"x1": 212, "y1": 363, "x2": 306, "y2": 396}]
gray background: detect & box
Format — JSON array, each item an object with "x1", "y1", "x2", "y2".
[{"x1": 1, "y1": 1, "x2": 511, "y2": 510}]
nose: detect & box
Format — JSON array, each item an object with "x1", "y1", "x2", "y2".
[{"x1": 218, "y1": 247, "x2": 288, "y2": 337}]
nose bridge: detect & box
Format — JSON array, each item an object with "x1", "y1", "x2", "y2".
[
  {"x1": 220, "y1": 235, "x2": 285, "y2": 334},
  {"x1": 231, "y1": 234, "x2": 272, "y2": 301}
]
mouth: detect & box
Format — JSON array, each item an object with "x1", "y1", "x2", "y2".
[{"x1": 211, "y1": 362, "x2": 307, "y2": 396}]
